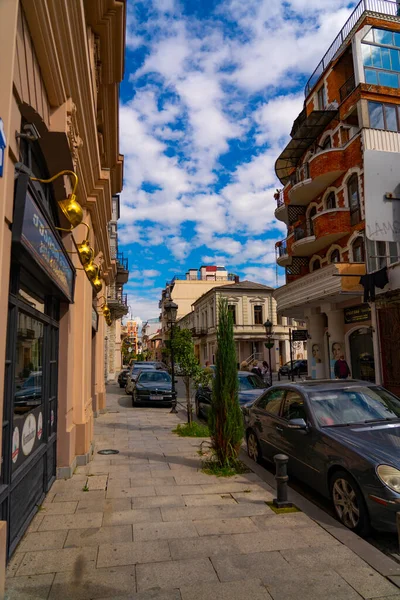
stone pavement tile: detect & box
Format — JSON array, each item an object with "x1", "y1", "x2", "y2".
[
  {"x1": 107, "y1": 486, "x2": 156, "y2": 499},
  {"x1": 64, "y1": 525, "x2": 133, "y2": 548},
  {"x1": 109, "y1": 476, "x2": 176, "y2": 489},
  {"x1": 50, "y1": 477, "x2": 88, "y2": 492},
  {"x1": 232, "y1": 490, "x2": 274, "y2": 503},
  {"x1": 6, "y1": 552, "x2": 24, "y2": 576},
  {"x1": 40, "y1": 501, "x2": 78, "y2": 514},
  {"x1": 87, "y1": 475, "x2": 108, "y2": 490},
  {"x1": 211, "y1": 551, "x2": 288, "y2": 583},
  {"x1": 194, "y1": 517, "x2": 258, "y2": 536},
  {"x1": 17, "y1": 530, "x2": 68, "y2": 552},
  {"x1": 168, "y1": 534, "x2": 242, "y2": 560},
  {"x1": 133, "y1": 521, "x2": 198, "y2": 542},
  {"x1": 103, "y1": 508, "x2": 162, "y2": 527},
  {"x1": 180, "y1": 579, "x2": 272, "y2": 600},
  {"x1": 183, "y1": 494, "x2": 236, "y2": 507},
  {"x1": 200, "y1": 483, "x2": 270, "y2": 495},
  {"x1": 76, "y1": 498, "x2": 132, "y2": 513},
  {"x1": 16, "y1": 546, "x2": 97, "y2": 576},
  {"x1": 161, "y1": 503, "x2": 271, "y2": 522},
  {"x1": 155, "y1": 485, "x2": 209, "y2": 496},
  {"x1": 231, "y1": 525, "x2": 338, "y2": 554},
  {"x1": 48, "y1": 565, "x2": 136, "y2": 600},
  {"x1": 97, "y1": 539, "x2": 171, "y2": 568},
  {"x1": 53, "y1": 489, "x2": 106, "y2": 503},
  {"x1": 26, "y1": 513, "x2": 45, "y2": 533},
  {"x1": 5, "y1": 573, "x2": 55, "y2": 599},
  {"x1": 132, "y1": 495, "x2": 186, "y2": 509},
  {"x1": 337, "y1": 566, "x2": 400, "y2": 598},
  {"x1": 38, "y1": 511, "x2": 103, "y2": 531},
  {"x1": 281, "y1": 545, "x2": 365, "y2": 570},
  {"x1": 250, "y1": 512, "x2": 316, "y2": 529},
  {"x1": 98, "y1": 591, "x2": 181, "y2": 600},
  {"x1": 173, "y1": 474, "x2": 220, "y2": 486},
  {"x1": 264, "y1": 568, "x2": 362, "y2": 600},
  {"x1": 137, "y1": 558, "x2": 217, "y2": 592}
]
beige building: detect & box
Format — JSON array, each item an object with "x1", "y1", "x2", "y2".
[
  {"x1": 159, "y1": 266, "x2": 235, "y2": 340},
  {"x1": 177, "y1": 281, "x2": 307, "y2": 370},
  {"x1": 0, "y1": 0, "x2": 126, "y2": 565}
]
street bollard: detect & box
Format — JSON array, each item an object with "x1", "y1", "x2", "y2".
[{"x1": 273, "y1": 454, "x2": 293, "y2": 508}]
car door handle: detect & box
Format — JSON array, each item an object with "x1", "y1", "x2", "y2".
[{"x1": 275, "y1": 426, "x2": 283, "y2": 433}]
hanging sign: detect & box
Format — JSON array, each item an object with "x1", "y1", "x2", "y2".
[
  {"x1": 344, "y1": 305, "x2": 371, "y2": 324},
  {"x1": 292, "y1": 329, "x2": 308, "y2": 342},
  {"x1": 0, "y1": 118, "x2": 6, "y2": 178}
]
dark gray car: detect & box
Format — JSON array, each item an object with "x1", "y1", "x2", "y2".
[{"x1": 243, "y1": 379, "x2": 400, "y2": 534}]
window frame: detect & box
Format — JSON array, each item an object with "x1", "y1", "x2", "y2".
[
  {"x1": 368, "y1": 101, "x2": 400, "y2": 132},
  {"x1": 330, "y1": 249, "x2": 340, "y2": 263},
  {"x1": 311, "y1": 258, "x2": 321, "y2": 272},
  {"x1": 326, "y1": 191, "x2": 336, "y2": 210},
  {"x1": 281, "y1": 390, "x2": 308, "y2": 423},
  {"x1": 347, "y1": 174, "x2": 361, "y2": 226},
  {"x1": 352, "y1": 237, "x2": 365, "y2": 263},
  {"x1": 254, "y1": 305, "x2": 263, "y2": 325},
  {"x1": 227, "y1": 304, "x2": 236, "y2": 325},
  {"x1": 255, "y1": 388, "x2": 286, "y2": 415}
]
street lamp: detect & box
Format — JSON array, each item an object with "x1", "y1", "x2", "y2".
[
  {"x1": 164, "y1": 300, "x2": 178, "y2": 413},
  {"x1": 264, "y1": 319, "x2": 274, "y2": 387}
]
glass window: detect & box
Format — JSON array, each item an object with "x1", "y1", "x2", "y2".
[
  {"x1": 365, "y1": 69, "x2": 378, "y2": 84},
  {"x1": 352, "y1": 238, "x2": 365, "y2": 263},
  {"x1": 395, "y1": 32, "x2": 400, "y2": 48},
  {"x1": 377, "y1": 240, "x2": 387, "y2": 270},
  {"x1": 367, "y1": 238, "x2": 377, "y2": 272},
  {"x1": 382, "y1": 47, "x2": 392, "y2": 70},
  {"x1": 228, "y1": 305, "x2": 236, "y2": 325},
  {"x1": 311, "y1": 259, "x2": 321, "y2": 271},
  {"x1": 326, "y1": 192, "x2": 336, "y2": 210},
  {"x1": 391, "y1": 49, "x2": 400, "y2": 71},
  {"x1": 378, "y1": 71, "x2": 399, "y2": 88},
  {"x1": 330, "y1": 249, "x2": 340, "y2": 263},
  {"x1": 256, "y1": 388, "x2": 285, "y2": 415},
  {"x1": 363, "y1": 29, "x2": 374, "y2": 43},
  {"x1": 238, "y1": 374, "x2": 266, "y2": 391},
  {"x1": 375, "y1": 28, "x2": 394, "y2": 46},
  {"x1": 308, "y1": 207, "x2": 316, "y2": 236},
  {"x1": 362, "y1": 43, "x2": 372, "y2": 65},
  {"x1": 371, "y1": 46, "x2": 383, "y2": 68},
  {"x1": 385, "y1": 105, "x2": 398, "y2": 131},
  {"x1": 254, "y1": 305, "x2": 263, "y2": 325},
  {"x1": 14, "y1": 313, "x2": 43, "y2": 421},
  {"x1": 389, "y1": 241, "x2": 399, "y2": 264},
  {"x1": 348, "y1": 174, "x2": 361, "y2": 225},
  {"x1": 317, "y1": 86, "x2": 326, "y2": 110},
  {"x1": 281, "y1": 391, "x2": 307, "y2": 422},
  {"x1": 369, "y1": 101, "x2": 384, "y2": 129},
  {"x1": 322, "y1": 136, "x2": 331, "y2": 150}
]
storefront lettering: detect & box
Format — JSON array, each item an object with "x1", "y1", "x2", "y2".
[{"x1": 22, "y1": 414, "x2": 36, "y2": 456}]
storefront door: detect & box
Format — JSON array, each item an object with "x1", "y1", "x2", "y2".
[
  {"x1": 349, "y1": 328, "x2": 375, "y2": 383},
  {"x1": 378, "y1": 303, "x2": 400, "y2": 396}
]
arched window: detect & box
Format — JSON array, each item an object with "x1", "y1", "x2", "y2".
[
  {"x1": 308, "y1": 207, "x2": 317, "y2": 236},
  {"x1": 322, "y1": 136, "x2": 332, "y2": 150},
  {"x1": 330, "y1": 249, "x2": 340, "y2": 263},
  {"x1": 326, "y1": 192, "x2": 336, "y2": 210},
  {"x1": 311, "y1": 259, "x2": 321, "y2": 271},
  {"x1": 352, "y1": 237, "x2": 365, "y2": 263},
  {"x1": 348, "y1": 174, "x2": 361, "y2": 225}
]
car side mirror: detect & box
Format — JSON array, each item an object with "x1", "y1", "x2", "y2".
[{"x1": 288, "y1": 418, "x2": 308, "y2": 430}]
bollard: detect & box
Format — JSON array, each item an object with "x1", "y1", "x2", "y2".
[{"x1": 273, "y1": 454, "x2": 293, "y2": 508}]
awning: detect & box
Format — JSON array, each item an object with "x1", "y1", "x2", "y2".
[{"x1": 275, "y1": 110, "x2": 338, "y2": 185}]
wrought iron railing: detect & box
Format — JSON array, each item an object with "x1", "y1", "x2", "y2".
[
  {"x1": 305, "y1": 0, "x2": 399, "y2": 96},
  {"x1": 117, "y1": 252, "x2": 128, "y2": 271},
  {"x1": 339, "y1": 74, "x2": 356, "y2": 102},
  {"x1": 278, "y1": 241, "x2": 288, "y2": 257},
  {"x1": 275, "y1": 189, "x2": 285, "y2": 209}
]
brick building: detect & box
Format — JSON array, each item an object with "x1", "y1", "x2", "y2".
[{"x1": 274, "y1": 0, "x2": 400, "y2": 383}]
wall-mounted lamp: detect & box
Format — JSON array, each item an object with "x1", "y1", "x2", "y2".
[
  {"x1": 92, "y1": 274, "x2": 103, "y2": 294},
  {"x1": 16, "y1": 123, "x2": 41, "y2": 142},
  {"x1": 30, "y1": 170, "x2": 83, "y2": 229},
  {"x1": 84, "y1": 262, "x2": 99, "y2": 282}
]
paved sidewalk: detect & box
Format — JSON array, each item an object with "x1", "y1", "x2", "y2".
[{"x1": 6, "y1": 385, "x2": 400, "y2": 599}]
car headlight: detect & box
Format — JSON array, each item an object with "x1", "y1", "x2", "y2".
[{"x1": 377, "y1": 465, "x2": 400, "y2": 493}]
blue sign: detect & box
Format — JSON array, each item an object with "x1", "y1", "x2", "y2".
[
  {"x1": 0, "y1": 118, "x2": 6, "y2": 178},
  {"x1": 21, "y1": 191, "x2": 74, "y2": 301}
]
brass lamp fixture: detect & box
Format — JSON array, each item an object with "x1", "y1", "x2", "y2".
[
  {"x1": 98, "y1": 296, "x2": 112, "y2": 320},
  {"x1": 92, "y1": 273, "x2": 103, "y2": 294},
  {"x1": 84, "y1": 261, "x2": 99, "y2": 282},
  {"x1": 31, "y1": 170, "x2": 83, "y2": 230},
  {"x1": 76, "y1": 223, "x2": 94, "y2": 266}
]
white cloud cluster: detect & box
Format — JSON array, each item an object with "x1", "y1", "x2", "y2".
[{"x1": 119, "y1": 0, "x2": 356, "y2": 318}]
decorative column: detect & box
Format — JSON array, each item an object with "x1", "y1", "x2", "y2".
[
  {"x1": 327, "y1": 309, "x2": 345, "y2": 379},
  {"x1": 306, "y1": 312, "x2": 326, "y2": 379}
]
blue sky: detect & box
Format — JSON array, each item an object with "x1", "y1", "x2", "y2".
[{"x1": 119, "y1": 0, "x2": 356, "y2": 323}]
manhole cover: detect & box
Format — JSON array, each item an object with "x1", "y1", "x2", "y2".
[{"x1": 97, "y1": 449, "x2": 119, "y2": 455}]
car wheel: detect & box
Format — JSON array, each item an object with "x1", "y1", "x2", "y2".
[
  {"x1": 330, "y1": 470, "x2": 370, "y2": 536},
  {"x1": 247, "y1": 430, "x2": 262, "y2": 464}
]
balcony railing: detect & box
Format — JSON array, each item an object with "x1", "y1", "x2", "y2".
[
  {"x1": 275, "y1": 189, "x2": 285, "y2": 209},
  {"x1": 305, "y1": 0, "x2": 399, "y2": 96},
  {"x1": 191, "y1": 327, "x2": 208, "y2": 337},
  {"x1": 277, "y1": 241, "x2": 288, "y2": 257},
  {"x1": 294, "y1": 224, "x2": 313, "y2": 242},
  {"x1": 117, "y1": 252, "x2": 128, "y2": 272},
  {"x1": 339, "y1": 74, "x2": 356, "y2": 102}
]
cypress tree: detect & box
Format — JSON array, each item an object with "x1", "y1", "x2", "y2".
[{"x1": 208, "y1": 297, "x2": 244, "y2": 466}]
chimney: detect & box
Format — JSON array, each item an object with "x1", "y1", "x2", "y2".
[{"x1": 234, "y1": 275, "x2": 240, "y2": 284}]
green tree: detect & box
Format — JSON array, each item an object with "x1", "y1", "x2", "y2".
[
  {"x1": 208, "y1": 297, "x2": 243, "y2": 466},
  {"x1": 170, "y1": 328, "x2": 201, "y2": 424}
]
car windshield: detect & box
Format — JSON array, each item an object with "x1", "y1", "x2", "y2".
[
  {"x1": 138, "y1": 372, "x2": 171, "y2": 383},
  {"x1": 132, "y1": 366, "x2": 154, "y2": 375},
  {"x1": 309, "y1": 386, "x2": 400, "y2": 426},
  {"x1": 239, "y1": 375, "x2": 266, "y2": 390},
  {"x1": 22, "y1": 375, "x2": 42, "y2": 388}
]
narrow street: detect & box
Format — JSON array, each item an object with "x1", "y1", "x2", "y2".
[{"x1": 6, "y1": 384, "x2": 400, "y2": 599}]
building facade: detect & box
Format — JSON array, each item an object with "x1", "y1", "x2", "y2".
[
  {"x1": 159, "y1": 265, "x2": 235, "y2": 342},
  {"x1": 126, "y1": 320, "x2": 139, "y2": 356},
  {"x1": 142, "y1": 317, "x2": 162, "y2": 354},
  {"x1": 0, "y1": 0, "x2": 125, "y2": 561},
  {"x1": 178, "y1": 281, "x2": 307, "y2": 370},
  {"x1": 274, "y1": 0, "x2": 400, "y2": 384}
]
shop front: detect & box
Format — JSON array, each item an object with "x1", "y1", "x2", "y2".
[{"x1": 0, "y1": 172, "x2": 75, "y2": 556}]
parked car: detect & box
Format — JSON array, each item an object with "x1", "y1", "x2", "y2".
[
  {"x1": 279, "y1": 359, "x2": 308, "y2": 377},
  {"x1": 118, "y1": 368, "x2": 130, "y2": 388},
  {"x1": 132, "y1": 370, "x2": 175, "y2": 407},
  {"x1": 243, "y1": 379, "x2": 400, "y2": 534},
  {"x1": 195, "y1": 371, "x2": 267, "y2": 419},
  {"x1": 14, "y1": 373, "x2": 42, "y2": 413},
  {"x1": 125, "y1": 364, "x2": 157, "y2": 395}
]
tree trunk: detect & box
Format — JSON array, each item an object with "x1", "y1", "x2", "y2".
[{"x1": 185, "y1": 377, "x2": 192, "y2": 424}]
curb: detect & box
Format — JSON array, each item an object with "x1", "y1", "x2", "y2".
[{"x1": 239, "y1": 449, "x2": 400, "y2": 585}]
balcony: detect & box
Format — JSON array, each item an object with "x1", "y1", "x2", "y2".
[
  {"x1": 107, "y1": 290, "x2": 129, "y2": 318},
  {"x1": 340, "y1": 74, "x2": 356, "y2": 102},
  {"x1": 274, "y1": 189, "x2": 288, "y2": 223},
  {"x1": 191, "y1": 327, "x2": 208, "y2": 337},
  {"x1": 116, "y1": 252, "x2": 129, "y2": 285},
  {"x1": 291, "y1": 208, "x2": 350, "y2": 257},
  {"x1": 274, "y1": 263, "x2": 366, "y2": 316},
  {"x1": 276, "y1": 240, "x2": 291, "y2": 267},
  {"x1": 305, "y1": 0, "x2": 399, "y2": 96}
]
